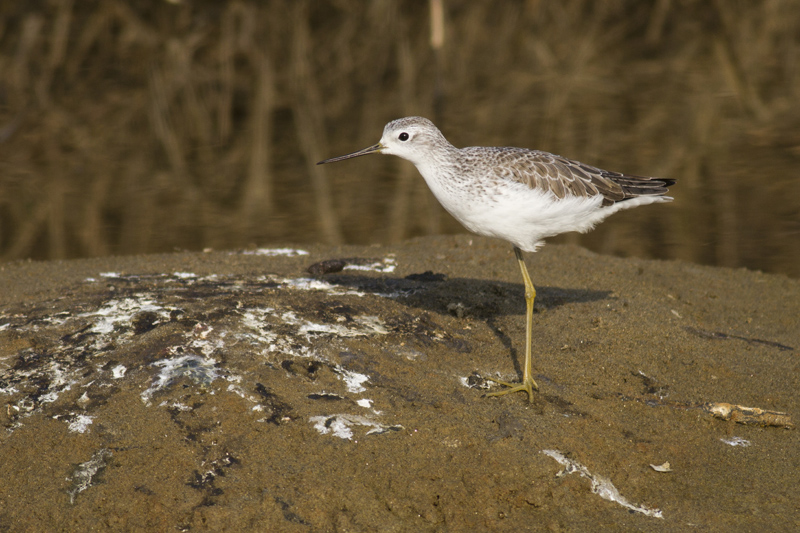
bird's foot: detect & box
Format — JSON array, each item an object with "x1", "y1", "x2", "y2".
[{"x1": 485, "y1": 376, "x2": 539, "y2": 403}]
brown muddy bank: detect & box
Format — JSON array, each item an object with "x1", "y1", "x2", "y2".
[{"x1": 0, "y1": 236, "x2": 797, "y2": 531}]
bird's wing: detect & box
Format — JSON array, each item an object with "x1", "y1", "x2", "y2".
[{"x1": 489, "y1": 148, "x2": 673, "y2": 206}]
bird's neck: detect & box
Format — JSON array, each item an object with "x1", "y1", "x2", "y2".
[
  {"x1": 412, "y1": 146, "x2": 476, "y2": 212},
  {"x1": 411, "y1": 143, "x2": 460, "y2": 181}
]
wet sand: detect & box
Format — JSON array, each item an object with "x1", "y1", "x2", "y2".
[{"x1": 0, "y1": 235, "x2": 797, "y2": 531}]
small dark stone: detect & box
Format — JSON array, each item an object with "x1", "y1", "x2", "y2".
[
  {"x1": 131, "y1": 311, "x2": 159, "y2": 334},
  {"x1": 306, "y1": 259, "x2": 346, "y2": 276}
]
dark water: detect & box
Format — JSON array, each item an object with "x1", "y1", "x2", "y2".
[{"x1": 0, "y1": 1, "x2": 797, "y2": 277}]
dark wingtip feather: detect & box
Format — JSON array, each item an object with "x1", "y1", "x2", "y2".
[{"x1": 599, "y1": 171, "x2": 675, "y2": 203}]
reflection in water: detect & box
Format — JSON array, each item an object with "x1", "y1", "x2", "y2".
[{"x1": 0, "y1": 2, "x2": 798, "y2": 277}]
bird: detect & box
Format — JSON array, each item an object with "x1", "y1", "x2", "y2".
[{"x1": 318, "y1": 116, "x2": 675, "y2": 402}]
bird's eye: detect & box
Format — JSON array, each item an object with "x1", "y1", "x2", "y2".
[{"x1": 399, "y1": 132, "x2": 409, "y2": 141}]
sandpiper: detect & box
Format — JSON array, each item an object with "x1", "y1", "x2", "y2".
[{"x1": 318, "y1": 117, "x2": 675, "y2": 402}]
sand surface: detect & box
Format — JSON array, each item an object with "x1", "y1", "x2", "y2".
[{"x1": 0, "y1": 235, "x2": 797, "y2": 531}]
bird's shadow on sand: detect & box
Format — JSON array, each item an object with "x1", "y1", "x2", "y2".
[
  {"x1": 319, "y1": 271, "x2": 612, "y2": 379},
  {"x1": 322, "y1": 271, "x2": 612, "y2": 317}
]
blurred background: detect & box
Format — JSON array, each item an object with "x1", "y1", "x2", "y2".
[{"x1": 0, "y1": 0, "x2": 798, "y2": 277}]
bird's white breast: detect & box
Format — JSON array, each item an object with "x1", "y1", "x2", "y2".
[{"x1": 414, "y1": 157, "x2": 643, "y2": 252}]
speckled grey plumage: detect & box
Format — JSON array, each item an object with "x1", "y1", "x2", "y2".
[
  {"x1": 320, "y1": 116, "x2": 675, "y2": 253},
  {"x1": 380, "y1": 116, "x2": 674, "y2": 206}
]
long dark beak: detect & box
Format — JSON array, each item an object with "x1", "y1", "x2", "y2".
[{"x1": 317, "y1": 143, "x2": 383, "y2": 165}]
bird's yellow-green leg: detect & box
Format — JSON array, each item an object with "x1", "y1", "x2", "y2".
[{"x1": 487, "y1": 246, "x2": 540, "y2": 402}]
